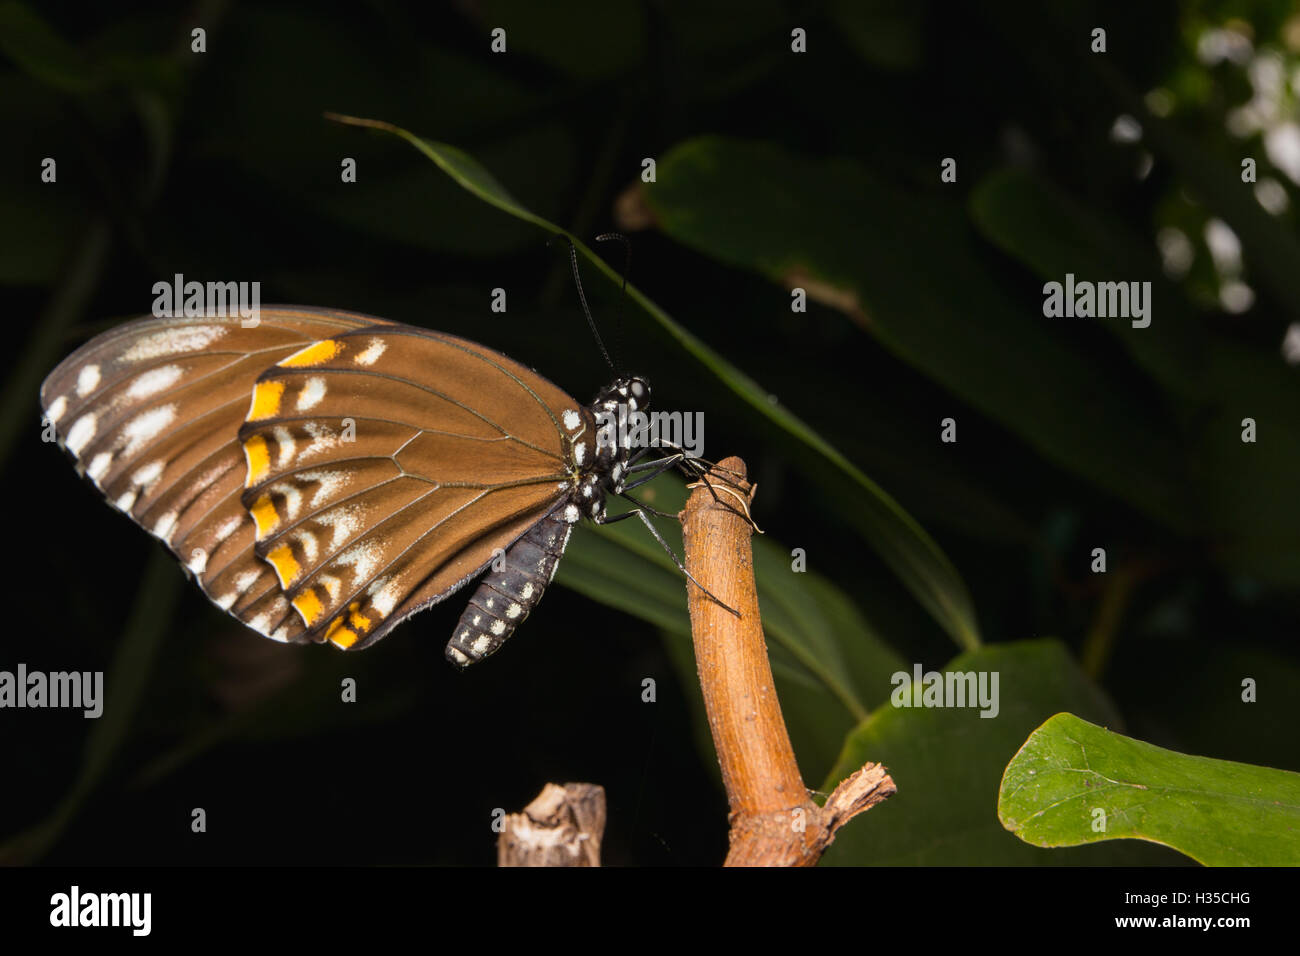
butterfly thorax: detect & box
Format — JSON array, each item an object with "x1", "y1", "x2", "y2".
[{"x1": 581, "y1": 375, "x2": 649, "y2": 519}]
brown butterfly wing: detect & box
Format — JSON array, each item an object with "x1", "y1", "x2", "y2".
[
  {"x1": 40, "y1": 308, "x2": 390, "y2": 643},
  {"x1": 237, "y1": 324, "x2": 583, "y2": 650}
]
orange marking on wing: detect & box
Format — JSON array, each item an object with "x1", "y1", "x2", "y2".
[
  {"x1": 278, "y1": 339, "x2": 341, "y2": 368},
  {"x1": 248, "y1": 381, "x2": 285, "y2": 421},
  {"x1": 250, "y1": 494, "x2": 279, "y2": 539},
  {"x1": 266, "y1": 543, "x2": 301, "y2": 586},
  {"x1": 325, "y1": 615, "x2": 359, "y2": 648},
  {"x1": 292, "y1": 588, "x2": 324, "y2": 626},
  {"x1": 346, "y1": 600, "x2": 371, "y2": 633},
  {"x1": 243, "y1": 435, "x2": 270, "y2": 487}
]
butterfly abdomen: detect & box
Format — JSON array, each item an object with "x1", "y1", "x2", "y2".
[{"x1": 445, "y1": 505, "x2": 578, "y2": 667}]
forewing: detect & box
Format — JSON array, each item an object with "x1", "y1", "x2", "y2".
[
  {"x1": 40, "y1": 308, "x2": 389, "y2": 643},
  {"x1": 238, "y1": 324, "x2": 585, "y2": 650}
]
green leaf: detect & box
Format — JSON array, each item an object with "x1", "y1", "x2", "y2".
[
  {"x1": 998, "y1": 712, "x2": 1300, "y2": 866},
  {"x1": 0, "y1": 1, "x2": 100, "y2": 93},
  {"x1": 970, "y1": 167, "x2": 1300, "y2": 584},
  {"x1": 968, "y1": 167, "x2": 1205, "y2": 400},
  {"x1": 327, "y1": 114, "x2": 982, "y2": 652},
  {"x1": 819, "y1": 639, "x2": 1183, "y2": 865},
  {"x1": 643, "y1": 135, "x2": 1193, "y2": 533},
  {"x1": 828, "y1": 0, "x2": 922, "y2": 72}
]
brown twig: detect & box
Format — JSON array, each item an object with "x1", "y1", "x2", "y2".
[
  {"x1": 497, "y1": 782, "x2": 606, "y2": 867},
  {"x1": 681, "y1": 457, "x2": 896, "y2": 866}
]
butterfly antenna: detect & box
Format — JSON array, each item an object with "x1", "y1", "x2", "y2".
[
  {"x1": 551, "y1": 233, "x2": 616, "y2": 375},
  {"x1": 595, "y1": 232, "x2": 632, "y2": 376},
  {"x1": 595, "y1": 232, "x2": 631, "y2": 294}
]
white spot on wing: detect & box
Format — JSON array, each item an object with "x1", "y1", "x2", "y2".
[
  {"x1": 297, "y1": 469, "x2": 350, "y2": 507},
  {"x1": 370, "y1": 576, "x2": 402, "y2": 616},
  {"x1": 234, "y1": 570, "x2": 260, "y2": 593},
  {"x1": 214, "y1": 515, "x2": 242, "y2": 543},
  {"x1": 489, "y1": 619, "x2": 506, "y2": 636},
  {"x1": 132, "y1": 460, "x2": 164, "y2": 490},
  {"x1": 153, "y1": 511, "x2": 178, "y2": 541},
  {"x1": 66, "y1": 414, "x2": 97, "y2": 455},
  {"x1": 298, "y1": 377, "x2": 327, "y2": 411},
  {"x1": 127, "y1": 365, "x2": 184, "y2": 400},
  {"x1": 562, "y1": 409, "x2": 580, "y2": 431},
  {"x1": 563, "y1": 504, "x2": 580, "y2": 523},
  {"x1": 114, "y1": 490, "x2": 137, "y2": 512},
  {"x1": 470, "y1": 634, "x2": 492, "y2": 656},
  {"x1": 316, "y1": 505, "x2": 362, "y2": 548},
  {"x1": 356, "y1": 338, "x2": 386, "y2": 366},
  {"x1": 507, "y1": 602, "x2": 522, "y2": 619},
  {"x1": 86, "y1": 452, "x2": 112, "y2": 482},
  {"x1": 188, "y1": 548, "x2": 208, "y2": 574},
  {"x1": 121, "y1": 404, "x2": 177, "y2": 455},
  {"x1": 123, "y1": 325, "x2": 227, "y2": 362},
  {"x1": 273, "y1": 426, "x2": 296, "y2": 467},
  {"x1": 271, "y1": 481, "x2": 303, "y2": 519},
  {"x1": 292, "y1": 529, "x2": 319, "y2": 563},
  {"x1": 448, "y1": 647, "x2": 470, "y2": 665},
  {"x1": 76, "y1": 365, "x2": 100, "y2": 397},
  {"x1": 46, "y1": 395, "x2": 67, "y2": 424},
  {"x1": 336, "y1": 539, "x2": 382, "y2": 582},
  {"x1": 215, "y1": 591, "x2": 238, "y2": 610},
  {"x1": 300, "y1": 422, "x2": 337, "y2": 458},
  {"x1": 574, "y1": 442, "x2": 586, "y2": 465}
]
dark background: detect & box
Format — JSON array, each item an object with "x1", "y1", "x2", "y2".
[{"x1": 2, "y1": 0, "x2": 1298, "y2": 866}]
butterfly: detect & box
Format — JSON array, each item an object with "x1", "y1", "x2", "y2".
[{"x1": 40, "y1": 304, "x2": 711, "y2": 667}]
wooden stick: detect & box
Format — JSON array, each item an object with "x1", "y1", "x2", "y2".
[
  {"x1": 498, "y1": 782, "x2": 606, "y2": 867},
  {"x1": 681, "y1": 457, "x2": 895, "y2": 866}
]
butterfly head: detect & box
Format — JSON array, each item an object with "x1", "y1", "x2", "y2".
[
  {"x1": 586, "y1": 375, "x2": 651, "y2": 497},
  {"x1": 593, "y1": 375, "x2": 650, "y2": 412}
]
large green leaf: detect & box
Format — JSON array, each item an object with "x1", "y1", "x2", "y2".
[
  {"x1": 971, "y1": 167, "x2": 1300, "y2": 584},
  {"x1": 327, "y1": 114, "x2": 981, "y2": 652},
  {"x1": 999, "y1": 712, "x2": 1300, "y2": 866},
  {"x1": 819, "y1": 639, "x2": 1184, "y2": 865},
  {"x1": 0, "y1": 1, "x2": 100, "y2": 93},
  {"x1": 969, "y1": 167, "x2": 1205, "y2": 401},
  {"x1": 643, "y1": 136, "x2": 1193, "y2": 532}
]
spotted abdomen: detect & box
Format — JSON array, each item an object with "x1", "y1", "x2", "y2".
[{"x1": 445, "y1": 506, "x2": 575, "y2": 667}]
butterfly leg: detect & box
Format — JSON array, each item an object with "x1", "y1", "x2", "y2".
[
  {"x1": 630, "y1": 441, "x2": 757, "y2": 530},
  {"x1": 618, "y1": 452, "x2": 687, "y2": 494},
  {"x1": 600, "y1": 496, "x2": 740, "y2": 617}
]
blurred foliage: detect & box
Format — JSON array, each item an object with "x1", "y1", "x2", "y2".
[{"x1": 2, "y1": 0, "x2": 1298, "y2": 866}]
